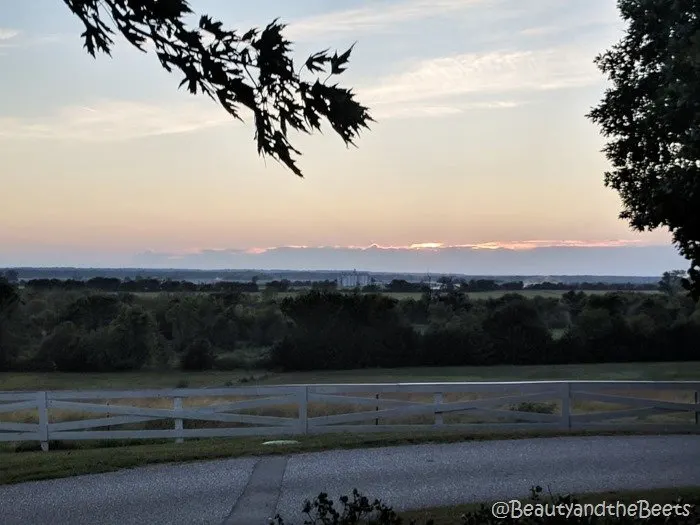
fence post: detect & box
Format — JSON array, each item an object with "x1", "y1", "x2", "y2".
[
  {"x1": 375, "y1": 393, "x2": 379, "y2": 426},
  {"x1": 298, "y1": 386, "x2": 308, "y2": 435},
  {"x1": 434, "y1": 392, "x2": 443, "y2": 426},
  {"x1": 173, "y1": 397, "x2": 183, "y2": 444},
  {"x1": 37, "y1": 391, "x2": 49, "y2": 452},
  {"x1": 560, "y1": 382, "x2": 571, "y2": 430}
]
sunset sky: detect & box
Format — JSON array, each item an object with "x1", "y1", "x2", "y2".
[{"x1": 0, "y1": 0, "x2": 687, "y2": 273}]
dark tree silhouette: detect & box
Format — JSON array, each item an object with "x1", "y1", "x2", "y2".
[
  {"x1": 587, "y1": 0, "x2": 700, "y2": 298},
  {"x1": 658, "y1": 269, "x2": 687, "y2": 295},
  {"x1": 0, "y1": 279, "x2": 21, "y2": 370},
  {"x1": 63, "y1": 0, "x2": 373, "y2": 177}
]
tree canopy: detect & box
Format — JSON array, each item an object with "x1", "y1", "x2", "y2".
[
  {"x1": 587, "y1": 0, "x2": 700, "y2": 298},
  {"x1": 63, "y1": 0, "x2": 373, "y2": 177}
]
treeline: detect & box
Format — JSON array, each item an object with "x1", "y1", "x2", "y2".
[
  {"x1": 20, "y1": 277, "x2": 339, "y2": 294},
  {"x1": 1, "y1": 276, "x2": 698, "y2": 373},
  {"x1": 272, "y1": 290, "x2": 699, "y2": 370},
  {"x1": 13, "y1": 276, "x2": 658, "y2": 294},
  {"x1": 385, "y1": 278, "x2": 658, "y2": 293}
]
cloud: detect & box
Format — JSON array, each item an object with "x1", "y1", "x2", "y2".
[
  {"x1": 0, "y1": 91, "x2": 523, "y2": 143},
  {"x1": 359, "y1": 47, "x2": 600, "y2": 108},
  {"x1": 0, "y1": 28, "x2": 19, "y2": 41},
  {"x1": 0, "y1": 29, "x2": 64, "y2": 46},
  {"x1": 0, "y1": 30, "x2": 602, "y2": 140},
  {"x1": 285, "y1": 0, "x2": 483, "y2": 40},
  {"x1": 0, "y1": 28, "x2": 19, "y2": 53},
  {"x1": 519, "y1": 26, "x2": 559, "y2": 37},
  {"x1": 0, "y1": 99, "x2": 234, "y2": 141},
  {"x1": 242, "y1": 240, "x2": 648, "y2": 254},
  {"x1": 370, "y1": 100, "x2": 522, "y2": 119},
  {"x1": 128, "y1": 242, "x2": 684, "y2": 275}
]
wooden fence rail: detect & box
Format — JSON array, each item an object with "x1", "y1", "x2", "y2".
[{"x1": 1, "y1": 381, "x2": 698, "y2": 451}]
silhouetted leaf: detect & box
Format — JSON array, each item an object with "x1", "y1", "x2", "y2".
[{"x1": 330, "y1": 43, "x2": 355, "y2": 75}]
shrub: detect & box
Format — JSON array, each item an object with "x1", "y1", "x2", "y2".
[
  {"x1": 418, "y1": 327, "x2": 492, "y2": 366},
  {"x1": 62, "y1": 294, "x2": 122, "y2": 331},
  {"x1": 271, "y1": 292, "x2": 418, "y2": 370},
  {"x1": 270, "y1": 488, "x2": 415, "y2": 525},
  {"x1": 510, "y1": 402, "x2": 557, "y2": 414},
  {"x1": 180, "y1": 338, "x2": 215, "y2": 370},
  {"x1": 38, "y1": 322, "x2": 114, "y2": 372},
  {"x1": 106, "y1": 304, "x2": 158, "y2": 370},
  {"x1": 482, "y1": 299, "x2": 552, "y2": 365}
]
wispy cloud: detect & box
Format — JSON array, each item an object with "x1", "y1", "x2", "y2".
[
  {"x1": 240, "y1": 240, "x2": 648, "y2": 254},
  {"x1": 0, "y1": 90, "x2": 522, "y2": 143},
  {"x1": 360, "y1": 47, "x2": 600, "y2": 108},
  {"x1": 0, "y1": 29, "x2": 603, "y2": 140},
  {"x1": 0, "y1": 28, "x2": 20, "y2": 53},
  {"x1": 0, "y1": 99, "x2": 233, "y2": 141},
  {"x1": 371, "y1": 100, "x2": 522, "y2": 119},
  {"x1": 0, "y1": 28, "x2": 20, "y2": 41},
  {"x1": 285, "y1": 0, "x2": 484, "y2": 40},
  {"x1": 519, "y1": 26, "x2": 560, "y2": 37}
]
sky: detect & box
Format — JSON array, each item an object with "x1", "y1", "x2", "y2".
[{"x1": 0, "y1": 0, "x2": 689, "y2": 274}]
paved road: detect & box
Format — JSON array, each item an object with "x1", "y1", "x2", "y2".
[{"x1": 0, "y1": 435, "x2": 698, "y2": 525}]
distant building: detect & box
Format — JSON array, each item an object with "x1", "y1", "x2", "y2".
[{"x1": 337, "y1": 270, "x2": 372, "y2": 288}]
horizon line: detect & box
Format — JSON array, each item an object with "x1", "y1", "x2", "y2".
[
  {"x1": 2, "y1": 266, "x2": 666, "y2": 278},
  {"x1": 141, "y1": 240, "x2": 667, "y2": 256}
]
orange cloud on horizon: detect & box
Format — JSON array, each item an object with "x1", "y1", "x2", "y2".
[{"x1": 234, "y1": 239, "x2": 648, "y2": 256}]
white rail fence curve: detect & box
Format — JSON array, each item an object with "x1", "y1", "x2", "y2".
[{"x1": 0, "y1": 381, "x2": 698, "y2": 451}]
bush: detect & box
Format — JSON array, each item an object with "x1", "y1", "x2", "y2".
[
  {"x1": 38, "y1": 322, "x2": 114, "y2": 372},
  {"x1": 62, "y1": 294, "x2": 122, "y2": 331},
  {"x1": 106, "y1": 304, "x2": 158, "y2": 370},
  {"x1": 180, "y1": 338, "x2": 215, "y2": 370},
  {"x1": 482, "y1": 299, "x2": 553, "y2": 365},
  {"x1": 271, "y1": 292, "x2": 418, "y2": 370},
  {"x1": 418, "y1": 327, "x2": 492, "y2": 366},
  {"x1": 214, "y1": 347, "x2": 271, "y2": 370},
  {"x1": 271, "y1": 489, "x2": 414, "y2": 525},
  {"x1": 510, "y1": 402, "x2": 557, "y2": 414},
  {"x1": 37, "y1": 305, "x2": 158, "y2": 372}
]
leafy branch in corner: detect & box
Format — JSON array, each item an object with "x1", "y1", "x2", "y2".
[{"x1": 63, "y1": 0, "x2": 374, "y2": 177}]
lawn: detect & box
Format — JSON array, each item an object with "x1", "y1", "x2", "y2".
[
  {"x1": 1, "y1": 361, "x2": 698, "y2": 391},
  {"x1": 2, "y1": 429, "x2": 697, "y2": 486}
]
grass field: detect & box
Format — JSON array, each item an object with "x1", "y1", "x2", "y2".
[
  {"x1": 2, "y1": 429, "x2": 698, "y2": 486},
  {"x1": 2, "y1": 361, "x2": 697, "y2": 391}
]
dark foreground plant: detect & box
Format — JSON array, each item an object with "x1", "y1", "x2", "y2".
[
  {"x1": 269, "y1": 489, "x2": 426, "y2": 525},
  {"x1": 271, "y1": 485, "x2": 699, "y2": 525}
]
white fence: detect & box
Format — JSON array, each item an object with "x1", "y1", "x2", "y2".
[{"x1": 1, "y1": 381, "x2": 698, "y2": 451}]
